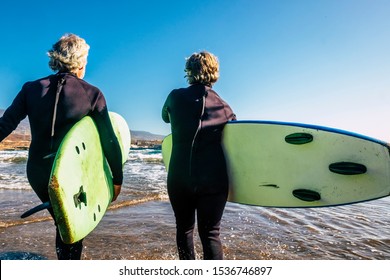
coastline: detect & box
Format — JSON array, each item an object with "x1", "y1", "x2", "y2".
[
  {"x1": 0, "y1": 135, "x2": 30, "y2": 151},
  {"x1": 0, "y1": 134, "x2": 163, "y2": 151}
]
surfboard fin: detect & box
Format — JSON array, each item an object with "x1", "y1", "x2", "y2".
[
  {"x1": 285, "y1": 133, "x2": 313, "y2": 145},
  {"x1": 292, "y1": 189, "x2": 321, "y2": 202},
  {"x1": 73, "y1": 185, "x2": 87, "y2": 208},
  {"x1": 329, "y1": 162, "x2": 367, "y2": 175},
  {"x1": 20, "y1": 201, "x2": 52, "y2": 218}
]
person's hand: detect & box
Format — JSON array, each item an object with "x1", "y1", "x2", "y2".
[{"x1": 112, "y1": 184, "x2": 121, "y2": 202}]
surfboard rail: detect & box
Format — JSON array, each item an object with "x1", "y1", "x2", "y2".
[{"x1": 227, "y1": 120, "x2": 389, "y2": 146}]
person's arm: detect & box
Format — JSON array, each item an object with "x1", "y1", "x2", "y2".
[
  {"x1": 90, "y1": 94, "x2": 123, "y2": 202},
  {"x1": 162, "y1": 94, "x2": 171, "y2": 123},
  {"x1": 220, "y1": 96, "x2": 236, "y2": 122},
  {"x1": 0, "y1": 86, "x2": 28, "y2": 142},
  {"x1": 225, "y1": 105, "x2": 236, "y2": 121}
]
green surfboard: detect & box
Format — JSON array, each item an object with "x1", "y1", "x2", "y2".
[
  {"x1": 48, "y1": 112, "x2": 130, "y2": 244},
  {"x1": 162, "y1": 121, "x2": 390, "y2": 208}
]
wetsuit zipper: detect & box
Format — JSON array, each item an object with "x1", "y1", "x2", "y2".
[
  {"x1": 189, "y1": 93, "x2": 206, "y2": 179},
  {"x1": 44, "y1": 75, "x2": 65, "y2": 159}
]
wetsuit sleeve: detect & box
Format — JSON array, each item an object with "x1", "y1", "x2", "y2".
[
  {"x1": 0, "y1": 86, "x2": 28, "y2": 142},
  {"x1": 90, "y1": 94, "x2": 124, "y2": 185},
  {"x1": 162, "y1": 94, "x2": 171, "y2": 123},
  {"x1": 217, "y1": 93, "x2": 236, "y2": 122},
  {"x1": 224, "y1": 101, "x2": 237, "y2": 121}
]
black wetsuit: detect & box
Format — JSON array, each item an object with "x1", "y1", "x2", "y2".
[
  {"x1": 0, "y1": 72, "x2": 123, "y2": 259},
  {"x1": 162, "y1": 83, "x2": 236, "y2": 259}
]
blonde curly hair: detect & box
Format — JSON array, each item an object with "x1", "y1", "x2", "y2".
[
  {"x1": 47, "y1": 33, "x2": 90, "y2": 73},
  {"x1": 185, "y1": 51, "x2": 219, "y2": 85}
]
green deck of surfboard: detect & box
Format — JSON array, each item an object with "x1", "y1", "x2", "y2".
[
  {"x1": 162, "y1": 121, "x2": 390, "y2": 208},
  {"x1": 48, "y1": 112, "x2": 130, "y2": 244}
]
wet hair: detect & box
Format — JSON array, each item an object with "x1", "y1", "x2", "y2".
[
  {"x1": 47, "y1": 33, "x2": 90, "y2": 73},
  {"x1": 185, "y1": 51, "x2": 219, "y2": 85}
]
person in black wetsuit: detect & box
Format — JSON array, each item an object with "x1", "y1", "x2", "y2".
[
  {"x1": 162, "y1": 51, "x2": 236, "y2": 259},
  {"x1": 0, "y1": 34, "x2": 123, "y2": 260}
]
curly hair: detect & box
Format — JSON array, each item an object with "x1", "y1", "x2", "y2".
[
  {"x1": 47, "y1": 33, "x2": 90, "y2": 73},
  {"x1": 185, "y1": 51, "x2": 220, "y2": 85}
]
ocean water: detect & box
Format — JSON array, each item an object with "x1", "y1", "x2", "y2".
[{"x1": 0, "y1": 148, "x2": 389, "y2": 260}]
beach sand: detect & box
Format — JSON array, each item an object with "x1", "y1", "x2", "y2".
[
  {"x1": 1, "y1": 200, "x2": 177, "y2": 260},
  {"x1": 3, "y1": 194, "x2": 390, "y2": 260},
  {"x1": 1, "y1": 198, "x2": 276, "y2": 260}
]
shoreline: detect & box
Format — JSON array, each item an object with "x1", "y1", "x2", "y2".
[
  {"x1": 0, "y1": 139, "x2": 163, "y2": 151},
  {"x1": 0, "y1": 200, "x2": 178, "y2": 260},
  {"x1": 2, "y1": 191, "x2": 390, "y2": 260},
  {"x1": 0, "y1": 134, "x2": 30, "y2": 151},
  {"x1": 0, "y1": 199, "x2": 283, "y2": 260},
  {"x1": 0, "y1": 200, "x2": 251, "y2": 260}
]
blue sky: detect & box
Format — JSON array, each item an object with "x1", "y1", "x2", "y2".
[{"x1": 0, "y1": 0, "x2": 389, "y2": 140}]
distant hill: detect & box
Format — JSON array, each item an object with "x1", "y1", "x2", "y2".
[
  {"x1": 0, "y1": 109, "x2": 30, "y2": 135},
  {"x1": 0, "y1": 109, "x2": 31, "y2": 150},
  {"x1": 131, "y1": 130, "x2": 164, "y2": 141},
  {"x1": 0, "y1": 109, "x2": 164, "y2": 149}
]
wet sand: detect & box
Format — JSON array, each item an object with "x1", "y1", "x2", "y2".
[{"x1": 0, "y1": 200, "x2": 278, "y2": 260}]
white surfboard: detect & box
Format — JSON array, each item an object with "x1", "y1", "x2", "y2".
[{"x1": 162, "y1": 121, "x2": 390, "y2": 207}]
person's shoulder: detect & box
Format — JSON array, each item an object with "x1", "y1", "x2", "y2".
[
  {"x1": 168, "y1": 87, "x2": 186, "y2": 98},
  {"x1": 22, "y1": 75, "x2": 54, "y2": 89},
  {"x1": 171, "y1": 85, "x2": 200, "y2": 95},
  {"x1": 170, "y1": 87, "x2": 187, "y2": 93},
  {"x1": 204, "y1": 86, "x2": 221, "y2": 98},
  {"x1": 70, "y1": 76, "x2": 102, "y2": 94}
]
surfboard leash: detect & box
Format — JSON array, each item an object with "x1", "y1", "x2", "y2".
[{"x1": 20, "y1": 201, "x2": 52, "y2": 218}]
